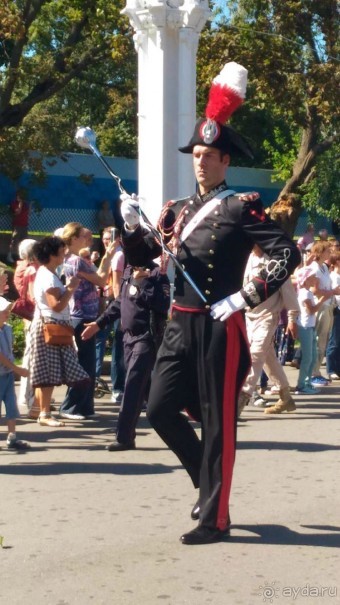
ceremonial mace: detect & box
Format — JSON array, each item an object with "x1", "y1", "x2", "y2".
[{"x1": 74, "y1": 127, "x2": 207, "y2": 304}]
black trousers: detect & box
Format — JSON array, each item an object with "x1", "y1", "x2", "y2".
[
  {"x1": 147, "y1": 309, "x2": 250, "y2": 530},
  {"x1": 60, "y1": 320, "x2": 96, "y2": 416},
  {"x1": 116, "y1": 337, "x2": 155, "y2": 444}
]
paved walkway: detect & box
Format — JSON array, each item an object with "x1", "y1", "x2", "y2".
[{"x1": 1, "y1": 366, "x2": 339, "y2": 605}]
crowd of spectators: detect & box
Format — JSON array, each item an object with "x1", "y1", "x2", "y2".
[
  {"x1": 1, "y1": 210, "x2": 339, "y2": 450},
  {"x1": 238, "y1": 225, "x2": 340, "y2": 415}
]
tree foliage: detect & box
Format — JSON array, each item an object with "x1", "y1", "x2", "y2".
[
  {"x1": 0, "y1": 0, "x2": 137, "y2": 182},
  {"x1": 0, "y1": 0, "x2": 339, "y2": 231},
  {"x1": 198, "y1": 0, "x2": 340, "y2": 228}
]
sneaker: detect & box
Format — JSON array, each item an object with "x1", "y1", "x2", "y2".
[
  {"x1": 111, "y1": 390, "x2": 123, "y2": 403},
  {"x1": 295, "y1": 386, "x2": 321, "y2": 395},
  {"x1": 311, "y1": 376, "x2": 329, "y2": 386},
  {"x1": 329, "y1": 373, "x2": 340, "y2": 380},
  {"x1": 264, "y1": 385, "x2": 280, "y2": 396},
  {"x1": 252, "y1": 395, "x2": 267, "y2": 407},
  {"x1": 7, "y1": 438, "x2": 30, "y2": 450},
  {"x1": 59, "y1": 412, "x2": 85, "y2": 420}
]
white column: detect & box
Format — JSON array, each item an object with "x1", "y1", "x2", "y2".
[{"x1": 122, "y1": 0, "x2": 210, "y2": 226}]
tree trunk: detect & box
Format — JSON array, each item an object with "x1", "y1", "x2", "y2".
[{"x1": 269, "y1": 119, "x2": 336, "y2": 237}]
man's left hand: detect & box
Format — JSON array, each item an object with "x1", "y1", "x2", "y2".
[{"x1": 210, "y1": 291, "x2": 246, "y2": 321}]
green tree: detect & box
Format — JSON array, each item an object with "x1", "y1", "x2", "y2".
[
  {"x1": 0, "y1": 0, "x2": 137, "y2": 182},
  {"x1": 198, "y1": 0, "x2": 340, "y2": 233}
]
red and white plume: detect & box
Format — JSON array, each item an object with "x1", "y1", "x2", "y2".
[{"x1": 205, "y1": 62, "x2": 248, "y2": 124}]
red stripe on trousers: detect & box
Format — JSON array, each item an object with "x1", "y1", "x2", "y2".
[{"x1": 216, "y1": 311, "x2": 243, "y2": 530}]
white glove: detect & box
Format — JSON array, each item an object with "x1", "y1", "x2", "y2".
[
  {"x1": 210, "y1": 291, "x2": 246, "y2": 321},
  {"x1": 120, "y1": 193, "x2": 140, "y2": 228}
]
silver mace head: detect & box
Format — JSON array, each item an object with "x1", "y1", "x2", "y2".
[{"x1": 74, "y1": 126, "x2": 97, "y2": 150}]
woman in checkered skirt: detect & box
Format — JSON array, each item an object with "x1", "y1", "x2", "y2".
[{"x1": 30, "y1": 237, "x2": 89, "y2": 427}]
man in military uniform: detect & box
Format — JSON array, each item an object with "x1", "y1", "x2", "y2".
[{"x1": 120, "y1": 60, "x2": 301, "y2": 543}]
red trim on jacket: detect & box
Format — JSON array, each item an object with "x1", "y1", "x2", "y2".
[{"x1": 171, "y1": 304, "x2": 209, "y2": 315}]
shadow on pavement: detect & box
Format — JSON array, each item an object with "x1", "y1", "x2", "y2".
[
  {"x1": 229, "y1": 524, "x2": 340, "y2": 548},
  {"x1": 237, "y1": 440, "x2": 340, "y2": 452},
  {"x1": 0, "y1": 461, "x2": 182, "y2": 476}
]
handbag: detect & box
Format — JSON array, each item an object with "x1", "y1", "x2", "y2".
[
  {"x1": 43, "y1": 322, "x2": 74, "y2": 346},
  {"x1": 11, "y1": 297, "x2": 35, "y2": 321}
]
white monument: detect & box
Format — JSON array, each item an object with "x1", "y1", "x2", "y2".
[{"x1": 122, "y1": 0, "x2": 211, "y2": 225}]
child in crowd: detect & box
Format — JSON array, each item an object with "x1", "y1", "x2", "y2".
[
  {"x1": 0, "y1": 297, "x2": 30, "y2": 450},
  {"x1": 295, "y1": 268, "x2": 326, "y2": 395}
]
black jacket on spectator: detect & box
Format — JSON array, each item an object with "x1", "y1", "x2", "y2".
[{"x1": 96, "y1": 262, "x2": 170, "y2": 344}]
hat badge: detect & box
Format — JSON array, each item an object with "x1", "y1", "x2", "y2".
[{"x1": 200, "y1": 119, "x2": 220, "y2": 144}]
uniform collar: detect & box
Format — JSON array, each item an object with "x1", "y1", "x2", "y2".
[{"x1": 198, "y1": 181, "x2": 228, "y2": 204}]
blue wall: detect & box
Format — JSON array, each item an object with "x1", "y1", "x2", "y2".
[
  {"x1": 0, "y1": 153, "x2": 329, "y2": 235},
  {"x1": 0, "y1": 153, "x2": 137, "y2": 232}
]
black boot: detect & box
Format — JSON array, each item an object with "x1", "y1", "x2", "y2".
[
  {"x1": 181, "y1": 525, "x2": 230, "y2": 545},
  {"x1": 106, "y1": 439, "x2": 136, "y2": 451}
]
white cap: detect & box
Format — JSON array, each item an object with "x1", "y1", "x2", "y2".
[
  {"x1": 54, "y1": 228, "x2": 65, "y2": 237},
  {"x1": 0, "y1": 296, "x2": 12, "y2": 312}
]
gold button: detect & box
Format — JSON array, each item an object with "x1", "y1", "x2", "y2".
[
  {"x1": 214, "y1": 210, "x2": 219, "y2": 215},
  {"x1": 189, "y1": 200, "x2": 194, "y2": 205},
  {"x1": 205, "y1": 304, "x2": 210, "y2": 309},
  {"x1": 209, "y1": 249, "x2": 214, "y2": 255},
  {"x1": 184, "y1": 209, "x2": 189, "y2": 215},
  {"x1": 213, "y1": 222, "x2": 219, "y2": 228},
  {"x1": 205, "y1": 290, "x2": 211, "y2": 295},
  {"x1": 211, "y1": 235, "x2": 217, "y2": 240},
  {"x1": 208, "y1": 263, "x2": 214, "y2": 269},
  {"x1": 207, "y1": 277, "x2": 213, "y2": 282}
]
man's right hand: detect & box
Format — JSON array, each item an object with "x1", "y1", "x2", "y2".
[
  {"x1": 81, "y1": 322, "x2": 100, "y2": 340},
  {"x1": 120, "y1": 193, "x2": 140, "y2": 228}
]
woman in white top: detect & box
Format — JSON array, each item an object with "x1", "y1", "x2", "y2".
[
  {"x1": 30, "y1": 237, "x2": 89, "y2": 427},
  {"x1": 309, "y1": 242, "x2": 340, "y2": 384},
  {"x1": 295, "y1": 267, "x2": 326, "y2": 394}
]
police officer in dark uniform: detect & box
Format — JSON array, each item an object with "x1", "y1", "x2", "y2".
[
  {"x1": 82, "y1": 262, "x2": 170, "y2": 450},
  {"x1": 119, "y1": 65, "x2": 301, "y2": 544}
]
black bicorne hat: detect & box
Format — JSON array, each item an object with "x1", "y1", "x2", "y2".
[
  {"x1": 178, "y1": 62, "x2": 254, "y2": 159},
  {"x1": 178, "y1": 117, "x2": 254, "y2": 159}
]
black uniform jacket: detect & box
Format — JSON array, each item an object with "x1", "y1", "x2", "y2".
[
  {"x1": 122, "y1": 183, "x2": 301, "y2": 311},
  {"x1": 96, "y1": 262, "x2": 170, "y2": 338}
]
